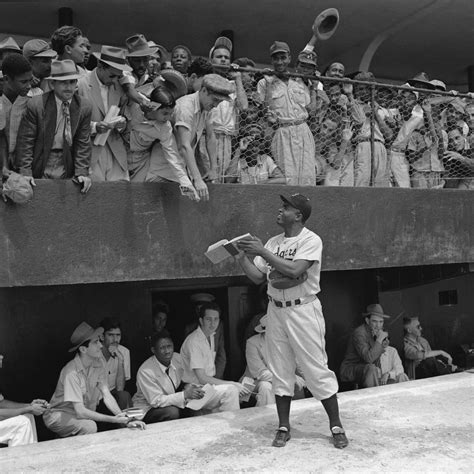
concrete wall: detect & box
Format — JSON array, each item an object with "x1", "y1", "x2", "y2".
[{"x1": 0, "y1": 182, "x2": 472, "y2": 287}]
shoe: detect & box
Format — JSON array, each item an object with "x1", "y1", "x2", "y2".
[
  {"x1": 331, "y1": 426, "x2": 349, "y2": 449},
  {"x1": 272, "y1": 427, "x2": 291, "y2": 447}
]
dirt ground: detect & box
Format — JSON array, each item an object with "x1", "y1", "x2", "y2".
[{"x1": 0, "y1": 372, "x2": 472, "y2": 472}]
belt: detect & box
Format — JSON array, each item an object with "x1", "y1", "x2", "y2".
[
  {"x1": 390, "y1": 147, "x2": 405, "y2": 153},
  {"x1": 268, "y1": 294, "x2": 317, "y2": 308},
  {"x1": 50, "y1": 148, "x2": 63, "y2": 153},
  {"x1": 277, "y1": 119, "x2": 306, "y2": 128}
]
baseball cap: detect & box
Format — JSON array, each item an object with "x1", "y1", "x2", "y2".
[
  {"x1": 23, "y1": 39, "x2": 56, "y2": 60},
  {"x1": 270, "y1": 41, "x2": 290, "y2": 56},
  {"x1": 280, "y1": 193, "x2": 312, "y2": 221},
  {"x1": 202, "y1": 73, "x2": 234, "y2": 100}
]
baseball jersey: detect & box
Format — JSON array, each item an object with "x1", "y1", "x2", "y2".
[{"x1": 254, "y1": 227, "x2": 322, "y2": 300}]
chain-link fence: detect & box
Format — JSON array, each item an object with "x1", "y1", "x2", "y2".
[{"x1": 212, "y1": 67, "x2": 473, "y2": 189}]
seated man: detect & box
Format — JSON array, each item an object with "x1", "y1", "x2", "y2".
[
  {"x1": 241, "y1": 315, "x2": 306, "y2": 406},
  {"x1": 43, "y1": 322, "x2": 145, "y2": 437},
  {"x1": 180, "y1": 302, "x2": 248, "y2": 412},
  {"x1": 99, "y1": 317, "x2": 132, "y2": 411},
  {"x1": 404, "y1": 316, "x2": 458, "y2": 380},
  {"x1": 340, "y1": 304, "x2": 389, "y2": 388},
  {"x1": 379, "y1": 336, "x2": 409, "y2": 384},
  {"x1": 133, "y1": 330, "x2": 205, "y2": 423},
  {"x1": 0, "y1": 353, "x2": 49, "y2": 447},
  {"x1": 16, "y1": 59, "x2": 92, "y2": 192}
]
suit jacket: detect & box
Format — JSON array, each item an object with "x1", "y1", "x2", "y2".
[
  {"x1": 16, "y1": 91, "x2": 92, "y2": 178},
  {"x1": 77, "y1": 70, "x2": 128, "y2": 171},
  {"x1": 340, "y1": 323, "x2": 384, "y2": 380},
  {"x1": 132, "y1": 353, "x2": 186, "y2": 411}
]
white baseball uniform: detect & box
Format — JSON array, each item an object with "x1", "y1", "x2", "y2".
[{"x1": 254, "y1": 227, "x2": 338, "y2": 399}]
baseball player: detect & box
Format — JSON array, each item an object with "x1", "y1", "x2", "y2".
[{"x1": 236, "y1": 193, "x2": 348, "y2": 449}]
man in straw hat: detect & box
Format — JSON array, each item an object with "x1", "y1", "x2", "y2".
[
  {"x1": 340, "y1": 303, "x2": 390, "y2": 388},
  {"x1": 16, "y1": 60, "x2": 92, "y2": 192},
  {"x1": 43, "y1": 322, "x2": 145, "y2": 437},
  {"x1": 77, "y1": 45, "x2": 132, "y2": 181},
  {"x1": 236, "y1": 194, "x2": 348, "y2": 449}
]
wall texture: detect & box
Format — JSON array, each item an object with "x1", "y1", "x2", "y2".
[{"x1": 0, "y1": 182, "x2": 472, "y2": 287}]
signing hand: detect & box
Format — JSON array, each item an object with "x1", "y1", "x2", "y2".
[
  {"x1": 236, "y1": 236, "x2": 265, "y2": 257},
  {"x1": 233, "y1": 382, "x2": 251, "y2": 397},
  {"x1": 29, "y1": 400, "x2": 49, "y2": 415}
]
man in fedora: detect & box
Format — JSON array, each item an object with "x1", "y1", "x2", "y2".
[
  {"x1": 340, "y1": 303, "x2": 390, "y2": 388},
  {"x1": 23, "y1": 39, "x2": 57, "y2": 94},
  {"x1": 173, "y1": 73, "x2": 234, "y2": 201},
  {"x1": 43, "y1": 322, "x2": 145, "y2": 438},
  {"x1": 16, "y1": 60, "x2": 92, "y2": 192},
  {"x1": 77, "y1": 45, "x2": 132, "y2": 181},
  {"x1": 124, "y1": 34, "x2": 158, "y2": 88}
]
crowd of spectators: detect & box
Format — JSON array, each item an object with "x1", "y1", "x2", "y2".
[{"x1": 0, "y1": 27, "x2": 473, "y2": 202}]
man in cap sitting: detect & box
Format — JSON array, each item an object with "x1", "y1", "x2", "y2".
[
  {"x1": 77, "y1": 46, "x2": 132, "y2": 181},
  {"x1": 173, "y1": 73, "x2": 234, "y2": 201},
  {"x1": 340, "y1": 304, "x2": 390, "y2": 388},
  {"x1": 16, "y1": 60, "x2": 92, "y2": 192},
  {"x1": 43, "y1": 322, "x2": 145, "y2": 438},
  {"x1": 22, "y1": 39, "x2": 57, "y2": 94},
  {"x1": 0, "y1": 353, "x2": 49, "y2": 447},
  {"x1": 404, "y1": 316, "x2": 458, "y2": 380},
  {"x1": 257, "y1": 41, "x2": 316, "y2": 186},
  {"x1": 208, "y1": 37, "x2": 248, "y2": 182}
]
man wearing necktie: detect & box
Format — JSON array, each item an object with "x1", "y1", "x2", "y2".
[
  {"x1": 133, "y1": 330, "x2": 205, "y2": 423},
  {"x1": 16, "y1": 59, "x2": 92, "y2": 192}
]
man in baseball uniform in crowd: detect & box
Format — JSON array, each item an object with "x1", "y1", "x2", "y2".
[
  {"x1": 236, "y1": 193, "x2": 348, "y2": 449},
  {"x1": 257, "y1": 42, "x2": 316, "y2": 186}
]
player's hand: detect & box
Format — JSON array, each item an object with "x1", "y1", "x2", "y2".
[
  {"x1": 380, "y1": 373, "x2": 390, "y2": 385},
  {"x1": 114, "y1": 415, "x2": 130, "y2": 425},
  {"x1": 184, "y1": 384, "x2": 205, "y2": 400},
  {"x1": 127, "y1": 420, "x2": 146, "y2": 430},
  {"x1": 237, "y1": 236, "x2": 265, "y2": 256},
  {"x1": 193, "y1": 178, "x2": 209, "y2": 201}
]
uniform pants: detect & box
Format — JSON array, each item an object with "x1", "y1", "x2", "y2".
[
  {"x1": 0, "y1": 414, "x2": 37, "y2": 447},
  {"x1": 254, "y1": 381, "x2": 305, "y2": 407},
  {"x1": 43, "y1": 410, "x2": 97, "y2": 438},
  {"x1": 265, "y1": 297, "x2": 338, "y2": 400}
]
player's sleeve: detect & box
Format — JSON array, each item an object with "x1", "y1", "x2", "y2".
[
  {"x1": 293, "y1": 233, "x2": 322, "y2": 263},
  {"x1": 253, "y1": 237, "x2": 274, "y2": 273}
]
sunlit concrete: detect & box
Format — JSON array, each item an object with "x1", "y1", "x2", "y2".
[{"x1": 0, "y1": 372, "x2": 472, "y2": 472}]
